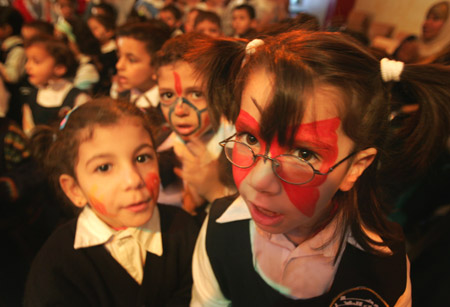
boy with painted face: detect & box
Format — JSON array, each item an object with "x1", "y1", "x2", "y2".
[
  {"x1": 186, "y1": 31, "x2": 450, "y2": 306},
  {"x1": 155, "y1": 32, "x2": 236, "y2": 220}
]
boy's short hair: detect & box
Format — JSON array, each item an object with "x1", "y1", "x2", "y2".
[
  {"x1": 0, "y1": 6, "x2": 24, "y2": 35},
  {"x1": 116, "y1": 20, "x2": 172, "y2": 64},
  {"x1": 155, "y1": 32, "x2": 210, "y2": 69},
  {"x1": 161, "y1": 4, "x2": 183, "y2": 21},
  {"x1": 233, "y1": 4, "x2": 255, "y2": 20},
  {"x1": 194, "y1": 10, "x2": 221, "y2": 29},
  {"x1": 23, "y1": 20, "x2": 55, "y2": 36}
]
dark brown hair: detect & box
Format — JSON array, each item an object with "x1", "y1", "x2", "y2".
[
  {"x1": 116, "y1": 20, "x2": 172, "y2": 65},
  {"x1": 187, "y1": 30, "x2": 450, "y2": 256},
  {"x1": 24, "y1": 35, "x2": 78, "y2": 78},
  {"x1": 194, "y1": 10, "x2": 221, "y2": 29}
]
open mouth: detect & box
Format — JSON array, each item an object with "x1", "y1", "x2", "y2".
[
  {"x1": 174, "y1": 124, "x2": 195, "y2": 136},
  {"x1": 249, "y1": 201, "x2": 283, "y2": 227},
  {"x1": 117, "y1": 76, "x2": 128, "y2": 85}
]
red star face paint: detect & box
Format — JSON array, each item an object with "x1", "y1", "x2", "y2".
[{"x1": 233, "y1": 110, "x2": 340, "y2": 217}]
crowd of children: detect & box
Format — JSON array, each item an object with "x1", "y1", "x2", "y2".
[{"x1": 0, "y1": 0, "x2": 449, "y2": 306}]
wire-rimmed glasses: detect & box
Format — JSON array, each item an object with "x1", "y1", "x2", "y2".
[{"x1": 219, "y1": 134, "x2": 356, "y2": 185}]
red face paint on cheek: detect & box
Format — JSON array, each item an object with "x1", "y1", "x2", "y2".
[
  {"x1": 89, "y1": 196, "x2": 109, "y2": 216},
  {"x1": 232, "y1": 110, "x2": 261, "y2": 188},
  {"x1": 145, "y1": 172, "x2": 160, "y2": 199},
  {"x1": 280, "y1": 118, "x2": 340, "y2": 217},
  {"x1": 173, "y1": 71, "x2": 182, "y2": 97}
]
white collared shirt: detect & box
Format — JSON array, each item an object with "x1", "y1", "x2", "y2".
[
  {"x1": 191, "y1": 197, "x2": 411, "y2": 306},
  {"x1": 74, "y1": 205, "x2": 163, "y2": 284},
  {"x1": 130, "y1": 85, "x2": 160, "y2": 109}
]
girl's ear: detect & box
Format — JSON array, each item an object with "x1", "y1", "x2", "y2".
[
  {"x1": 339, "y1": 148, "x2": 377, "y2": 192},
  {"x1": 59, "y1": 174, "x2": 88, "y2": 208},
  {"x1": 54, "y1": 64, "x2": 67, "y2": 78}
]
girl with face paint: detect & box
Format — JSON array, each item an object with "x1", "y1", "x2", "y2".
[
  {"x1": 24, "y1": 98, "x2": 199, "y2": 306},
  {"x1": 153, "y1": 32, "x2": 237, "y2": 223},
  {"x1": 188, "y1": 31, "x2": 450, "y2": 306}
]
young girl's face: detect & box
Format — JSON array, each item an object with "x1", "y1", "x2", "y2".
[
  {"x1": 235, "y1": 69, "x2": 358, "y2": 243},
  {"x1": 25, "y1": 44, "x2": 63, "y2": 86},
  {"x1": 116, "y1": 37, "x2": 155, "y2": 92},
  {"x1": 159, "y1": 10, "x2": 180, "y2": 30},
  {"x1": 87, "y1": 18, "x2": 113, "y2": 45},
  {"x1": 158, "y1": 60, "x2": 211, "y2": 141},
  {"x1": 65, "y1": 119, "x2": 160, "y2": 229}
]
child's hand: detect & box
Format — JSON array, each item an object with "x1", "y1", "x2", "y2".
[{"x1": 173, "y1": 138, "x2": 227, "y2": 203}]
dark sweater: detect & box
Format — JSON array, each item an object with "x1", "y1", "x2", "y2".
[
  {"x1": 24, "y1": 204, "x2": 199, "y2": 307},
  {"x1": 206, "y1": 197, "x2": 407, "y2": 307}
]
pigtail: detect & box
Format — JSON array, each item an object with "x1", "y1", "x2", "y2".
[
  {"x1": 29, "y1": 124, "x2": 80, "y2": 215},
  {"x1": 384, "y1": 63, "x2": 450, "y2": 180},
  {"x1": 186, "y1": 37, "x2": 248, "y2": 127}
]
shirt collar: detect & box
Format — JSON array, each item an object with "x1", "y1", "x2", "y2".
[
  {"x1": 101, "y1": 40, "x2": 117, "y2": 53},
  {"x1": 216, "y1": 196, "x2": 252, "y2": 223},
  {"x1": 217, "y1": 196, "x2": 343, "y2": 257},
  {"x1": 130, "y1": 85, "x2": 160, "y2": 108},
  {"x1": 74, "y1": 205, "x2": 163, "y2": 256}
]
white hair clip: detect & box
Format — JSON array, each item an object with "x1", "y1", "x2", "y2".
[
  {"x1": 380, "y1": 58, "x2": 404, "y2": 82},
  {"x1": 246, "y1": 39, "x2": 264, "y2": 55},
  {"x1": 242, "y1": 39, "x2": 264, "y2": 67}
]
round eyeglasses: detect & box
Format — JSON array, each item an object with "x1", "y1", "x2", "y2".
[{"x1": 219, "y1": 134, "x2": 356, "y2": 185}]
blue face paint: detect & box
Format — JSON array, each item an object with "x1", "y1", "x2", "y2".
[{"x1": 166, "y1": 97, "x2": 208, "y2": 137}]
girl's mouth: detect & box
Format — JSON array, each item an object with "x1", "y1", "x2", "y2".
[
  {"x1": 249, "y1": 201, "x2": 284, "y2": 227},
  {"x1": 175, "y1": 124, "x2": 194, "y2": 136},
  {"x1": 125, "y1": 198, "x2": 151, "y2": 212}
]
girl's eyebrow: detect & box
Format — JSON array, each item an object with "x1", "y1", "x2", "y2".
[
  {"x1": 134, "y1": 143, "x2": 155, "y2": 154},
  {"x1": 251, "y1": 97, "x2": 263, "y2": 114}
]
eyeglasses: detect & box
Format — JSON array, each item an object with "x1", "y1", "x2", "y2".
[{"x1": 219, "y1": 134, "x2": 356, "y2": 185}]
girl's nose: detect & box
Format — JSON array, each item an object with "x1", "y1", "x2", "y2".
[
  {"x1": 173, "y1": 98, "x2": 189, "y2": 116},
  {"x1": 123, "y1": 165, "x2": 145, "y2": 190},
  {"x1": 247, "y1": 158, "x2": 280, "y2": 194}
]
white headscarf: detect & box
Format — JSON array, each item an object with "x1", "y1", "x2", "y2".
[{"x1": 418, "y1": 1, "x2": 450, "y2": 58}]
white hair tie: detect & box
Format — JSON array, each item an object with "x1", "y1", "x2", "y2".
[
  {"x1": 242, "y1": 39, "x2": 264, "y2": 67},
  {"x1": 380, "y1": 58, "x2": 404, "y2": 82}
]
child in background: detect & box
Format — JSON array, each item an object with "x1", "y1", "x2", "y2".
[
  {"x1": 24, "y1": 98, "x2": 199, "y2": 306},
  {"x1": 154, "y1": 32, "x2": 236, "y2": 220},
  {"x1": 194, "y1": 10, "x2": 222, "y2": 37},
  {"x1": 231, "y1": 4, "x2": 257, "y2": 39},
  {"x1": 22, "y1": 35, "x2": 90, "y2": 135},
  {"x1": 87, "y1": 10, "x2": 118, "y2": 95},
  {"x1": 159, "y1": 4, "x2": 184, "y2": 37},
  {"x1": 183, "y1": 8, "x2": 200, "y2": 33},
  {"x1": 55, "y1": 17, "x2": 101, "y2": 93},
  {"x1": 0, "y1": 6, "x2": 27, "y2": 123},
  {"x1": 189, "y1": 31, "x2": 449, "y2": 306},
  {"x1": 21, "y1": 20, "x2": 55, "y2": 41},
  {"x1": 114, "y1": 20, "x2": 172, "y2": 108}
]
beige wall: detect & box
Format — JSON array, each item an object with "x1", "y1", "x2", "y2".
[{"x1": 354, "y1": 0, "x2": 441, "y2": 37}]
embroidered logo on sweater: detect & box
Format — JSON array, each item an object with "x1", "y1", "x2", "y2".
[{"x1": 330, "y1": 287, "x2": 388, "y2": 307}]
